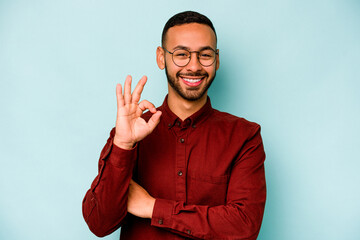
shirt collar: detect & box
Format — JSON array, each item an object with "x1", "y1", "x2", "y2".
[{"x1": 160, "y1": 95, "x2": 214, "y2": 129}]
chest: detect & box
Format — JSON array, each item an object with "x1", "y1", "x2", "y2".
[{"x1": 135, "y1": 123, "x2": 242, "y2": 206}]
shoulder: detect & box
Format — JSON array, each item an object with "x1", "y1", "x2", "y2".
[
  {"x1": 210, "y1": 109, "x2": 261, "y2": 136},
  {"x1": 211, "y1": 109, "x2": 259, "y2": 128}
]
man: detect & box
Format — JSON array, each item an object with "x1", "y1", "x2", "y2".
[{"x1": 82, "y1": 11, "x2": 266, "y2": 240}]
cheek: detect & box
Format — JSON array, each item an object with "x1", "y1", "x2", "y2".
[
  {"x1": 166, "y1": 63, "x2": 182, "y2": 76},
  {"x1": 204, "y1": 66, "x2": 216, "y2": 76}
]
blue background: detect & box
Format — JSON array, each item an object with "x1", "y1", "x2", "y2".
[{"x1": 1, "y1": 0, "x2": 359, "y2": 239}]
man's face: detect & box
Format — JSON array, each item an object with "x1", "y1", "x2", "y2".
[{"x1": 159, "y1": 23, "x2": 219, "y2": 102}]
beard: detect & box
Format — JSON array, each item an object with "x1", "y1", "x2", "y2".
[{"x1": 165, "y1": 66, "x2": 216, "y2": 102}]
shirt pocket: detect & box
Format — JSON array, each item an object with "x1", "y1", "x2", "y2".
[{"x1": 187, "y1": 172, "x2": 230, "y2": 206}]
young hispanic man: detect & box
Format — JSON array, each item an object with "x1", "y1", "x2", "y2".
[{"x1": 82, "y1": 11, "x2": 266, "y2": 240}]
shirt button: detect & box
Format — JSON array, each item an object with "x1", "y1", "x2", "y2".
[
  {"x1": 176, "y1": 122, "x2": 180, "y2": 126},
  {"x1": 187, "y1": 229, "x2": 191, "y2": 234},
  {"x1": 158, "y1": 219, "x2": 163, "y2": 225},
  {"x1": 180, "y1": 138, "x2": 185, "y2": 143},
  {"x1": 192, "y1": 124, "x2": 196, "y2": 128},
  {"x1": 177, "y1": 171, "x2": 183, "y2": 176},
  {"x1": 168, "y1": 123, "x2": 172, "y2": 127}
]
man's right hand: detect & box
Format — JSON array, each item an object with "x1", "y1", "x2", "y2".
[{"x1": 113, "y1": 75, "x2": 162, "y2": 150}]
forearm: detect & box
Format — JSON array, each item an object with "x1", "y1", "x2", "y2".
[
  {"x1": 153, "y1": 173, "x2": 265, "y2": 238},
  {"x1": 125, "y1": 178, "x2": 265, "y2": 239},
  {"x1": 82, "y1": 166, "x2": 132, "y2": 237},
  {"x1": 151, "y1": 184, "x2": 265, "y2": 240},
  {"x1": 82, "y1": 129, "x2": 137, "y2": 237}
]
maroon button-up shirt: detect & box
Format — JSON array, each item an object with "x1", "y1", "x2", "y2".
[{"x1": 82, "y1": 96, "x2": 266, "y2": 239}]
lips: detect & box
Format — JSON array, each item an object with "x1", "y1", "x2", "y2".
[
  {"x1": 179, "y1": 75, "x2": 206, "y2": 87},
  {"x1": 181, "y1": 77, "x2": 203, "y2": 87}
]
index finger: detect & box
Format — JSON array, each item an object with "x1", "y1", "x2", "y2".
[{"x1": 131, "y1": 76, "x2": 147, "y2": 103}]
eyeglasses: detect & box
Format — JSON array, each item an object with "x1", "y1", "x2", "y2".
[{"x1": 163, "y1": 47, "x2": 218, "y2": 67}]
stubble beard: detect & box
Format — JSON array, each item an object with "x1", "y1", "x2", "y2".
[{"x1": 165, "y1": 66, "x2": 216, "y2": 102}]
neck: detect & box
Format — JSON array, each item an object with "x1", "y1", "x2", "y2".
[{"x1": 167, "y1": 89, "x2": 208, "y2": 121}]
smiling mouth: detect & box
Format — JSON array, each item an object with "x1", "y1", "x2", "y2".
[
  {"x1": 183, "y1": 77, "x2": 202, "y2": 83},
  {"x1": 179, "y1": 76, "x2": 205, "y2": 87}
]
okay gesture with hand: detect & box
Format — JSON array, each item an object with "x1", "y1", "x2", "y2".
[{"x1": 113, "y1": 75, "x2": 162, "y2": 150}]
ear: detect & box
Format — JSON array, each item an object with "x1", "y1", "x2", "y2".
[
  {"x1": 156, "y1": 46, "x2": 165, "y2": 70},
  {"x1": 215, "y1": 49, "x2": 220, "y2": 71}
]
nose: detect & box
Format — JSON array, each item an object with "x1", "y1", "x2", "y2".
[{"x1": 185, "y1": 52, "x2": 202, "y2": 72}]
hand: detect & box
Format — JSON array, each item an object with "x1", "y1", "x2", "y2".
[
  {"x1": 114, "y1": 75, "x2": 162, "y2": 149},
  {"x1": 127, "y1": 179, "x2": 155, "y2": 219}
]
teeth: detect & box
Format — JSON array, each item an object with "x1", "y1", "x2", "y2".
[{"x1": 183, "y1": 78, "x2": 202, "y2": 83}]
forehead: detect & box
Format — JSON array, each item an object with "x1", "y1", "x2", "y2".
[{"x1": 164, "y1": 23, "x2": 217, "y2": 50}]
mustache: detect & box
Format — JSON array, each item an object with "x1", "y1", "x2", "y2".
[{"x1": 176, "y1": 72, "x2": 208, "y2": 77}]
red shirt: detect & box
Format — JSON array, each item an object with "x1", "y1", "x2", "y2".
[{"x1": 82, "y1": 96, "x2": 266, "y2": 239}]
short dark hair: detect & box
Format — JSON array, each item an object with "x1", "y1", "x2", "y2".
[{"x1": 161, "y1": 11, "x2": 217, "y2": 47}]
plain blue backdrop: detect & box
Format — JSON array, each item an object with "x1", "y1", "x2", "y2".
[{"x1": 1, "y1": 0, "x2": 359, "y2": 239}]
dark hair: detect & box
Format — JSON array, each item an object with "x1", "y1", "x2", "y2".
[{"x1": 161, "y1": 11, "x2": 217, "y2": 47}]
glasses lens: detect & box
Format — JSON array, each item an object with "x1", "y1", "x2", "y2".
[
  {"x1": 198, "y1": 49, "x2": 216, "y2": 66},
  {"x1": 172, "y1": 49, "x2": 190, "y2": 66}
]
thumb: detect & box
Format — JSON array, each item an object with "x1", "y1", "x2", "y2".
[{"x1": 146, "y1": 111, "x2": 162, "y2": 133}]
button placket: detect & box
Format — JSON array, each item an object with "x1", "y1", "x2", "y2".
[{"x1": 174, "y1": 131, "x2": 187, "y2": 201}]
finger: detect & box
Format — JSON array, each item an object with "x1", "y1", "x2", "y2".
[
  {"x1": 146, "y1": 111, "x2": 162, "y2": 132},
  {"x1": 116, "y1": 84, "x2": 124, "y2": 108},
  {"x1": 132, "y1": 76, "x2": 147, "y2": 103},
  {"x1": 138, "y1": 100, "x2": 156, "y2": 113},
  {"x1": 124, "y1": 75, "x2": 132, "y2": 104}
]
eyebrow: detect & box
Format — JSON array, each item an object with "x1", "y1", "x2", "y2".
[{"x1": 172, "y1": 45, "x2": 216, "y2": 52}]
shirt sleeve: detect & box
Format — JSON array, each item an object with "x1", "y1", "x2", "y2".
[
  {"x1": 151, "y1": 125, "x2": 266, "y2": 240},
  {"x1": 82, "y1": 128, "x2": 137, "y2": 237}
]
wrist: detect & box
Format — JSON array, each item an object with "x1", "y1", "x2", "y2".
[
  {"x1": 113, "y1": 137, "x2": 135, "y2": 150},
  {"x1": 148, "y1": 198, "x2": 156, "y2": 219}
]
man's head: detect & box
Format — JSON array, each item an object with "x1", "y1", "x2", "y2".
[{"x1": 157, "y1": 11, "x2": 219, "y2": 102}]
